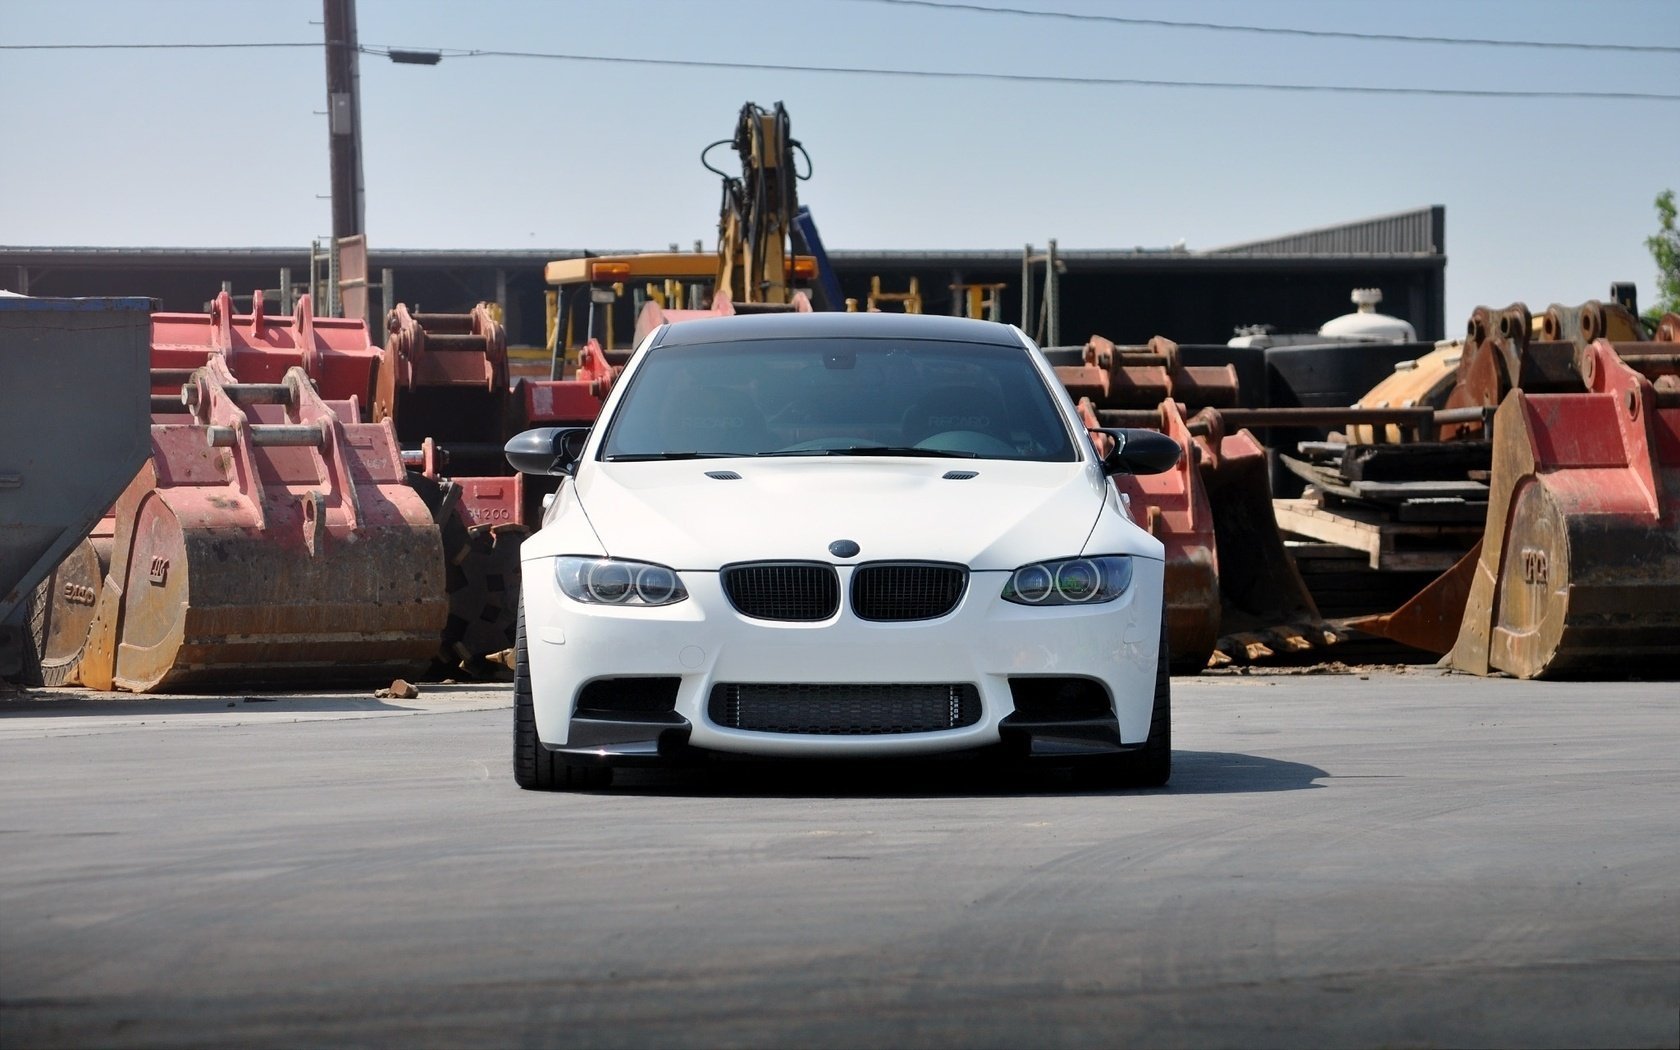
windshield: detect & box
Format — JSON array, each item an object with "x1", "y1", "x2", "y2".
[{"x1": 598, "y1": 337, "x2": 1079, "y2": 462}]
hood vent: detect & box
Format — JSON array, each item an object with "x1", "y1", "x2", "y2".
[
  {"x1": 942, "y1": 470, "x2": 979, "y2": 480},
  {"x1": 704, "y1": 470, "x2": 743, "y2": 481}
]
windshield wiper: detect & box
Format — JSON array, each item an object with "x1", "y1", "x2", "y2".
[{"x1": 604, "y1": 451, "x2": 736, "y2": 462}]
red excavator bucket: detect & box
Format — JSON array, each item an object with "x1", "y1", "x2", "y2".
[
  {"x1": 1066, "y1": 335, "x2": 1326, "y2": 670},
  {"x1": 1081, "y1": 397, "x2": 1326, "y2": 671},
  {"x1": 1192, "y1": 413, "x2": 1329, "y2": 667},
  {"x1": 153, "y1": 289, "x2": 381, "y2": 411},
  {"x1": 1089, "y1": 398, "x2": 1221, "y2": 672},
  {"x1": 1448, "y1": 336, "x2": 1680, "y2": 678},
  {"x1": 79, "y1": 358, "x2": 446, "y2": 692}
]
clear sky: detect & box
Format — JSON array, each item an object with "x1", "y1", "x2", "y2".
[{"x1": 2, "y1": 0, "x2": 1677, "y2": 330}]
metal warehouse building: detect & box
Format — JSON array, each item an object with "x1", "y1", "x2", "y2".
[{"x1": 2, "y1": 205, "x2": 1445, "y2": 350}]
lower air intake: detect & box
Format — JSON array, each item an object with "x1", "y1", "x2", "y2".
[{"x1": 708, "y1": 683, "x2": 981, "y2": 735}]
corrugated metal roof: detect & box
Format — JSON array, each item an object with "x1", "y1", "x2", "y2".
[{"x1": 1212, "y1": 205, "x2": 1444, "y2": 256}]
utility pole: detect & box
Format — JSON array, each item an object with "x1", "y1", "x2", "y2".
[{"x1": 322, "y1": 0, "x2": 365, "y2": 317}]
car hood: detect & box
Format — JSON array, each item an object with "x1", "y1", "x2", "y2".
[{"x1": 568, "y1": 457, "x2": 1115, "y2": 570}]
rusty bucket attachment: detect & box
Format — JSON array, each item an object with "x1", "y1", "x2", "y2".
[
  {"x1": 1190, "y1": 410, "x2": 1329, "y2": 667},
  {"x1": 1322, "y1": 300, "x2": 1653, "y2": 658},
  {"x1": 1064, "y1": 337, "x2": 1235, "y2": 671},
  {"x1": 380, "y1": 303, "x2": 544, "y2": 672},
  {"x1": 513, "y1": 335, "x2": 620, "y2": 430},
  {"x1": 1447, "y1": 337, "x2": 1680, "y2": 678},
  {"x1": 1348, "y1": 343, "x2": 1464, "y2": 445},
  {"x1": 79, "y1": 358, "x2": 447, "y2": 692},
  {"x1": 1065, "y1": 335, "x2": 1330, "y2": 670},
  {"x1": 1086, "y1": 398, "x2": 1221, "y2": 672},
  {"x1": 27, "y1": 534, "x2": 111, "y2": 687},
  {"x1": 1056, "y1": 335, "x2": 1242, "y2": 412},
  {"x1": 1344, "y1": 540, "x2": 1481, "y2": 656},
  {"x1": 379, "y1": 303, "x2": 508, "y2": 474},
  {"x1": 153, "y1": 289, "x2": 382, "y2": 411},
  {"x1": 1082, "y1": 397, "x2": 1328, "y2": 671},
  {"x1": 31, "y1": 291, "x2": 400, "y2": 686}
]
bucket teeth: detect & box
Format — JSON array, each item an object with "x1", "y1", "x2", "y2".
[{"x1": 1208, "y1": 620, "x2": 1350, "y2": 671}]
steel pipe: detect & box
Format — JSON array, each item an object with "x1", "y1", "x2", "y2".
[{"x1": 206, "y1": 423, "x2": 326, "y2": 448}]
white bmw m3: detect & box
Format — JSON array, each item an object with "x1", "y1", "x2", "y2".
[{"x1": 503, "y1": 312, "x2": 1180, "y2": 790}]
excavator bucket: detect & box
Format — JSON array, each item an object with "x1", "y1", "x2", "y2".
[
  {"x1": 1344, "y1": 540, "x2": 1481, "y2": 655},
  {"x1": 1196, "y1": 419, "x2": 1328, "y2": 665},
  {"x1": 1090, "y1": 398, "x2": 1221, "y2": 672},
  {"x1": 80, "y1": 358, "x2": 447, "y2": 692},
  {"x1": 154, "y1": 289, "x2": 381, "y2": 410},
  {"x1": 28, "y1": 533, "x2": 110, "y2": 687},
  {"x1": 379, "y1": 302, "x2": 532, "y2": 670},
  {"x1": 1295, "y1": 300, "x2": 1675, "y2": 665},
  {"x1": 1447, "y1": 338, "x2": 1680, "y2": 678},
  {"x1": 1067, "y1": 335, "x2": 1330, "y2": 670},
  {"x1": 379, "y1": 302, "x2": 508, "y2": 474},
  {"x1": 1083, "y1": 397, "x2": 1326, "y2": 671},
  {"x1": 1348, "y1": 344, "x2": 1463, "y2": 444}
]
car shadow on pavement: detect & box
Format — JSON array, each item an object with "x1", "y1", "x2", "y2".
[
  {"x1": 1162, "y1": 750, "x2": 1329, "y2": 794},
  {"x1": 603, "y1": 749, "x2": 1327, "y2": 799}
]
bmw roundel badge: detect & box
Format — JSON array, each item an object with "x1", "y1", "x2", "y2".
[{"x1": 828, "y1": 539, "x2": 861, "y2": 558}]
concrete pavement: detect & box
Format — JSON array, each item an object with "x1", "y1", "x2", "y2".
[{"x1": 1, "y1": 668, "x2": 1675, "y2": 1048}]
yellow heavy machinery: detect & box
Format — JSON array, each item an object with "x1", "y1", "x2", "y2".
[{"x1": 543, "y1": 101, "x2": 821, "y2": 382}]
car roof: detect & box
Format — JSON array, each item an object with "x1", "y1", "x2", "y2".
[{"x1": 645, "y1": 311, "x2": 1028, "y2": 348}]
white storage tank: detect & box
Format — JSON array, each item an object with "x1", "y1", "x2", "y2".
[{"x1": 1317, "y1": 288, "x2": 1417, "y2": 343}]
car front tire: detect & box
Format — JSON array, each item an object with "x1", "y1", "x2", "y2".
[
  {"x1": 513, "y1": 600, "x2": 613, "y2": 791},
  {"x1": 1126, "y1": 618, "x2": 1173, "y2": 787},
  {"x1": 1083, "y1": 615, "x2": 1171, "y2": 789}
]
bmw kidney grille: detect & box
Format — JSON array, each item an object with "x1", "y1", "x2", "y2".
[
  {"x1": 720, "y1": 561, "x2": 968, "y2": 622},
  {"x1": 721, "y1": 562, "x2": 841, "y2": 621},
  {"x1": 851, "y1": 562, "x2": 967, "y2": 621}
]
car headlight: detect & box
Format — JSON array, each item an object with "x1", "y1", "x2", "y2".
[
  {"x1": 555, "y1": 556, "x2": 689, "y2": 606},
  {"x1": 1002, "y1": 555, "x2": 1132, "y2": 606}
]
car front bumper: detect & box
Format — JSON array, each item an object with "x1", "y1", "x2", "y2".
[{"x1": 523, "y1": 557, "x2": 1165, "y2": 762}]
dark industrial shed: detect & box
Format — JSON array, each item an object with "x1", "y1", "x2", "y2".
[{"x1": 2, "y1": 205, "x2": 1445, "y2": 350}]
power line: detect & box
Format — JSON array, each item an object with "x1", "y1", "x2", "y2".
[
  {"x1": 0, "y1": 41, "x2": 322, "y2": 50},
  {"x1": 418, "y1": 47, "x2": 1680, "y2": 101},
  {"x1": 849, "y1": 0, "x2": 1680, "y2": 54},
  {"x1": 5, "y1": 40, "x2": 1677, "y2": 100}
]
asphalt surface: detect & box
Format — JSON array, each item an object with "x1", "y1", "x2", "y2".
[{"x1": 0, "y1": 669, "x2": 1675, "y2": 1049}]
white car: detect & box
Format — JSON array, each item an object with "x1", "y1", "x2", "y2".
[{"x1": 504, "y1": 312, "x2": 1180, "y2": 790}]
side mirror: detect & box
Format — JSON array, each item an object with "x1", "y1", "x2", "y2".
[
  {"x1": 505, "y1": 427, "x2": 590, "y2": 476},
  {"x1": 1090, "y1": 428, "x2": 1182, "y2": 476}
]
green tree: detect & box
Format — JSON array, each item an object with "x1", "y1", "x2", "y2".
[{"x1": 1646, "y1": 189, "x2": 1680, "y2": 323}]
